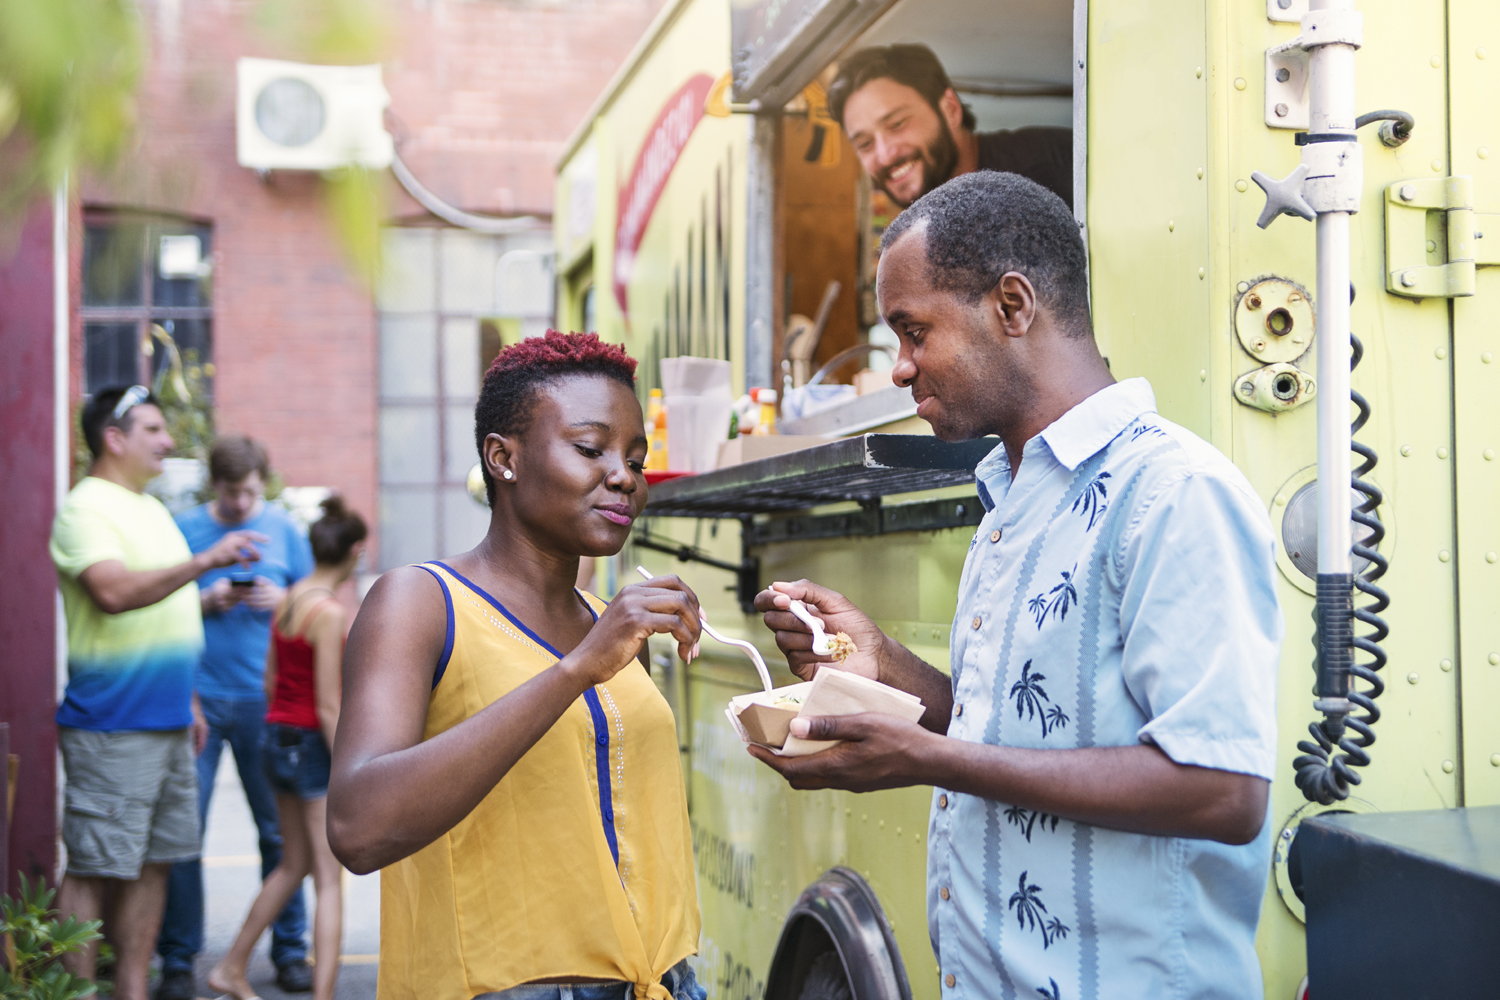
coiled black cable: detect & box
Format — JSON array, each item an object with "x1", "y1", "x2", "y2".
[{"x1": 1293, "y1": 333, "x2": 1390, "y2": 804}]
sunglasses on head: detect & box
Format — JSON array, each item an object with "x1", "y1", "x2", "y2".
[{"x1": 111, "y1": 385, "x2": 151, "y2": 420}]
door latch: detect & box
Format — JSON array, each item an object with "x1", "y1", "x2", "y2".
[
  {"x1": 1235, "y1": 362, "x2": 1317, "y2": 413},
  {"x1": 1385, "y1": 177, "x2": 1500, "y2": 298}
]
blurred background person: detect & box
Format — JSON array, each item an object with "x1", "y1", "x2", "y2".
[
  {"x1": 51, "y1": 386, "x2": 265, "y2": 1000},
  {"x1": 156, "y1": 436, "x2": 316, "y2": 1000},
  {"x1": 209, "y1": 496, "x2": 368, "y2": 1000},
  {"x1": 827, "y1": 43, "x2": 1072, "y2": 209}
]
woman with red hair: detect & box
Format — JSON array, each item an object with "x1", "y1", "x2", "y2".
[{"x1": 328, "y1": 331, "x2": 705, "y2": 1000}]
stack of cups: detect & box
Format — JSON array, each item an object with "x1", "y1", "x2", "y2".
[{"x1": 660, "y1": 357, "x2": 734, "y2": 473}]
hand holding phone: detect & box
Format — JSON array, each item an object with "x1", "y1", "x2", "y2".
[{"x1": 204, "y1": 577, "x2": 241, "y2": 614}]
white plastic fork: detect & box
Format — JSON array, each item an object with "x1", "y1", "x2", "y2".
[
  {"x1": 787, "y1": 599, "x2": 834, "y2": 656},
  {"x1": 636, "y1": 566, "x2": 773, "y2": 691}
]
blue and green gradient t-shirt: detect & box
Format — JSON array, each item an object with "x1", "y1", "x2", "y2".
[{"x1": 51, "y1": 477, "x2": 203, "y2": 731}]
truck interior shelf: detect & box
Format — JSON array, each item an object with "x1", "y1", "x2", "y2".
[{"x1": 642, "y1": 434, "x2": 995, "y2": 517}]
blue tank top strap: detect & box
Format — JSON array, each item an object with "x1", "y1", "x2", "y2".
[{"x1": 415, "y1": 562, "x2": 456, "y2": 688}]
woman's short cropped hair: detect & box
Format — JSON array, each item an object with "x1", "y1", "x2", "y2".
[
  {"x1": 473, "y1": 330, "x2": 638, "y2": 504},
  {"x1": 308, "y1": 494, "x2": 368, "y2": 565}
]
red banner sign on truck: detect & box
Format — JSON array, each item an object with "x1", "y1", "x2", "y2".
[{"x1": 613, "y1": 73, "x2": 714, "y2": 317}]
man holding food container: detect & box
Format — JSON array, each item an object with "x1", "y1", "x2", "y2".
[{"x1": 750, "y1": 172, "x2": 1282, "y2": 1000}]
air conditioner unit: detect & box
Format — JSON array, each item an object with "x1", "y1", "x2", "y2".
[{"x1": 236, "y1": 58, "x2": 394, "y2": 171}]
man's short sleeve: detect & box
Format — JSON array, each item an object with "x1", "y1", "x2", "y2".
[
  {"x1": 51, "y1": 500, "x2": 127, "y2": 579},
  {"x1": 1115, "y1": 469, "x2": 1283, "y2": 779}
]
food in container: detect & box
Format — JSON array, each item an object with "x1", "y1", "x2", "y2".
[
  {"x1": 828, "y1": 632, "x2": 857, "y2": 662},
  {"x1": 726, "y1": 668, "x2": 924, "y2": 756}
]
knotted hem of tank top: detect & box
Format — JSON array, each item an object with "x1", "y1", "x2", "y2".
[{"x1": 633, "y1": 978, "x2": 672, "y2": 1000}]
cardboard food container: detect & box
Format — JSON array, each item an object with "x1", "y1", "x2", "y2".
[
  {"x1": 725, "y1": 668, "x2": 925, "y2": 756},
  {"x1": 728, "y1": 682, "x2": 813, "y2": 748}
]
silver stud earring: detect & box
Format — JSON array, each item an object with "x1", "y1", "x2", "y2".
[{"x1": 502, "y1": 469, "x2": 514, "y2": 480}]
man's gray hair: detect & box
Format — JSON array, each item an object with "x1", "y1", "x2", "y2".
[{"x1": 881, "y1": 171, "x2": 1091, "y2": 333}]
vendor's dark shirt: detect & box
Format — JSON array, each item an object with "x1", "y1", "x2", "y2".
[{"x1": 976, "y1": 126, "x2": 1072, "y2": 208}]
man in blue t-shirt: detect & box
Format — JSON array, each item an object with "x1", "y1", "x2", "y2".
[{"x1": 156, "y1": 437, "x2": 315, "y2": 1000}]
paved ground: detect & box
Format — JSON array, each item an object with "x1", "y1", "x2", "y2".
[{"x1": 171, "y1": 751, "x2": 380, "y2": 1000}]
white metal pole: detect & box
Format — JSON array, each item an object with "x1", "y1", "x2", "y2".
[
  {"x1": 53, "y1": 174, "x2": 68, "y2": 514},
  {"x1": 54, "y1": 174, "x2": 70, "y2": 704},
  {"x1": 1309, "y1": 0, "x2": 1357, "y2": 578},
  {"x1": 1315, "y1": 212, "x2": 1352, "y2": 575}
]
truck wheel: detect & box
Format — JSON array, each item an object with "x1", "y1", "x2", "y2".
[
  {"x1": 765, "y1": 868, "x2": 911, "y2": 1000},
  {"x1": 797, "y1": 952, "x2": 854, "y2": 1000}
]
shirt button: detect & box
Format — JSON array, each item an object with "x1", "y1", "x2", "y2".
[
  {"x1": 945, "y1": 974, "x2": 956, "y2": 988},
  {"x1": 990, "y1": 529, "x2": 1001, "y2": 543},
  {"x1": 940, "y1": 886, "x2": 950, "y2": 900},
  {"x1": 971, "y1": 616, "x2": 982, "y2": 630},
  {"x1": 955, "y1": 703, "x2": 964, "y2": 717},
  {"x1": 938, "y1": 794, "x2": 948, "y2": 809},
  {"x1": 597, "y1": 734, "x2": 609, "y2": 746}
]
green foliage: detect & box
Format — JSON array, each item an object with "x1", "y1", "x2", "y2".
[
  {"x1": 70, "y1": 403, "x2": 93, "y2": 490},
  {"x1": 255, "y1": 0, "x2": 393, "y2": 65},
  {"x1": 324, "y1": 166, "x2": 386, "y2": 285},
  {"x1": 0, "y1": 0, "x2": 141, "y2": 216},
  {"x1": 157, "y1": 343, "x2": 215, "y2": 464},
  {"x1": 0, "y1": 0, "x2": 391, "y2": 277},
  {"x1": 0, "y1": 874, "x2": 101, "y2": 1000},
  {"x1": 253, "y1": 0, "x2": 394, "y2": 279}
]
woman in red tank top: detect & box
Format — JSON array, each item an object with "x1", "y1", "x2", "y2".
[{"x1": 209, "y1": 496, "x2": 367, "y2": 1000}]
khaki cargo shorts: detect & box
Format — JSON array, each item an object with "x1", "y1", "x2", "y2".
[{"x1": 59, "y1": 727, "x2": 200, "y2": 880}]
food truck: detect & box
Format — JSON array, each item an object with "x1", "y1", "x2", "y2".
[{"x1": 553, "y1": 0, "x2": 1497, "y2": 996}]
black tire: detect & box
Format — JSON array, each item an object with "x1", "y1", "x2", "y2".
[
  {"x1": 766, "y1": 868, "x2": 911, "y2": 1000},
  {"x1": 796, "y1": 952, "x2": 854, "y2": 1000}
]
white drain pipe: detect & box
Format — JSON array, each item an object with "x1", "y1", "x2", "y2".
[
  {"x1": 1252, "y1": 0, "x2": 1370, "y2": 803},
  {"x1": 1307, "y1": 0, "x2": 1361, "y2": 582},
  {"x1": 54, "y1": 175, "x2": 70, "y2": 701}
]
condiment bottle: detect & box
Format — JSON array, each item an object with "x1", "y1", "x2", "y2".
[
  {"x1": 646, "y1": 388, "x2": 669, "y2": 469},
  {"x1": 750, "y1": 388, "x2": 778, "y2": 435}
]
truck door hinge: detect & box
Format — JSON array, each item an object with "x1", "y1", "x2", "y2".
[{"x1": 1385, "y1": 176, "x2": 1500, "y2": 298}]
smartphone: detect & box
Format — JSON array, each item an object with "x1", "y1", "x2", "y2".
[{"x1": 229, "y1": 576, "x2": 255, "y2": 589}]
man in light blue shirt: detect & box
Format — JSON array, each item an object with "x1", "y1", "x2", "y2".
[{"x1": 753, "y1": 172, "x2": 1281, "y2": 1000}]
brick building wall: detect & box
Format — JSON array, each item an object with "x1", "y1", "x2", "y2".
[{"x1": 79, "y1": 0, "x2": 666, "y2": 554}]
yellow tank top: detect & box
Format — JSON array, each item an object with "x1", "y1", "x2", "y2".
[{"x1": 378, "y1": 562, "x2": 700, "y2": 1000}]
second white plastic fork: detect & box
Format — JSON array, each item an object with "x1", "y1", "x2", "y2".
[{"x1": 636, "y1": 566, "x2": 773, "y2": 691}]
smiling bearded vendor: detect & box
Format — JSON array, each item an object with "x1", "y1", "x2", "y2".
[{"x1": 750, "y1": 172, "x2": 1283, "y2": 1000}]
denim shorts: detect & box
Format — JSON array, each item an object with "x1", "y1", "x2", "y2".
[
  {"x1": 261, "y1": 723, "x2": 331, "y2": 800},
  {"x1": 473, "y1": 959, "x2": 706, "y2": 1000}
]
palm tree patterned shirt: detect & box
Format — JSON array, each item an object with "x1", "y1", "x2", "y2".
[{"x1": 928, "y1": 378, "x2": 1282, "y2": 1000}]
